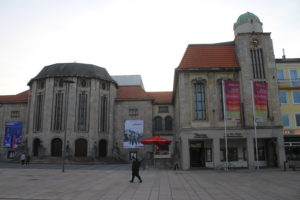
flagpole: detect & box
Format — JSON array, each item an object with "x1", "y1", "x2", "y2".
[
  {"x1": 251, "y1": 80, "x2": 259, "y2": 170},
  {"x1": 222, "y1": 80, "x2": 229, "y2": 171}
]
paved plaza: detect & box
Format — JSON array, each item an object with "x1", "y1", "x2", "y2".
[{"x1": 0, "y1": 163, "x2": 299, "y2": 200}]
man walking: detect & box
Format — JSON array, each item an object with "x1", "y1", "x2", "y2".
[{"x1": 129, "y1": 157, "x2": 142, "y2": 183}]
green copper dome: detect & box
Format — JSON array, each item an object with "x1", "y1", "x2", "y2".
[{"x1": 236, "y1": 12, "x2": 261, "y2": 24}]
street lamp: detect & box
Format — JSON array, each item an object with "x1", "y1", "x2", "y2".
[{"x1": 62, "y1": 79, "x2": 75, "y2": 172}]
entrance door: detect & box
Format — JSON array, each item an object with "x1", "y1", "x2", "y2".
[
  {"x1": 190, "y1": 141, "x2": 205, "y2": 167},
  {"x1": 51, "y1": 138, "x2": 62, "y2": 157},
  {"x1": 33, "y1": 138, "x2": 41, "y2": 157},
  {"x1": 75, "y1": 139, "x2": 87, "y2": 157},
  {"x1": 99, "y1": 139, "x2": 107, "y2": 157}
]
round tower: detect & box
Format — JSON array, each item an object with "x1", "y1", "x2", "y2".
[{"x1": 233, "y1": 12, "x2": 263, "y2": 37}]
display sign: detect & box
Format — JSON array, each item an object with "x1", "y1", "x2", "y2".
[
  {"x1": 224, "y1": 81, "x2": 241, "y2": 121},
  {"x1": 123, "y1": 120, "x2": 144, "y2": 148},
  {"x1": 253, "y1": 81, "x2": 268, "y2": 122},
  {"x1": 3, "y1": 121, "x2": 22, "y2": 148}
]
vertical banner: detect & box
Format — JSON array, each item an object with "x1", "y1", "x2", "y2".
[
  {"x1": 224, "y1": 81, "x2": 241, "y2": 121},
  {"x1": 123, "y1": 120, "x2": 144, "y2": 148},
  {"x1": 253, "y1": 81, "x2": 268, "y2": 122},
  {"x1": 3, "y1": 122, "x2": 23, "y2": 148}
]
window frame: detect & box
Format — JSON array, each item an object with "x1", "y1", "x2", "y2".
[
  {"x1": 281, "y1": 113, "x2": 290, "y2": 128},
  {"x1": 279, "y1": 91, "x2": 288, "y2": 104},
  {"x1": 295, "y1": 113, "x2": 300, "y2": 128},
  {"x1": 292, "y1": 90, "x2": 300, "y2": 104},
  {"x1": 193, "y1": 80, "x2": 207, "y2": 120},
  {"x1": 277, "y1": 69, "x2": 285, "y2": 82}
]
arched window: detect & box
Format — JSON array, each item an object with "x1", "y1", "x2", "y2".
[
  {"x1": 154, "y1": 116, "x2": 162, "y2": 131},
  {"x1": 193, "y1": 81, "x2": 206, "y2": 120},
  {"x1": 165, "y1": 116, "x2": 172, "y2": 130}
]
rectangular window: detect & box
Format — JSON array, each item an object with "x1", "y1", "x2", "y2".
[
  {"x1": 78, "y1": 93, "x2": 88, "y2": 131},
  {"x1": 277, "y1": 69, "x2": 285, "y2": 81},
  {"x1": 282, "y1": 114, "x2": 290, "y2": 128},
  {"x1": 100, "y1": 95, "x2": 107, "y2": 132},
  {"x1": 250, "y1": 48, "x2": 265, "y2": 79},
  {"x1": 33, "y1": 93, "x2": 44, "y2": 132},
  {"x1": 279, "y1": 91, "x2": 288, "y2": 104},
  {"x1": 289, "y1": 69, "x2": 300, "y2": 87},
  {"x1": 52, "y1": 92, "x2": 64, "y2": 131},
  {"x1": 292, "y1": 91, "x2": 300, "y2": 104},
  {"x1": 158, "y1": 106, "x2": 169, "y2": 113},
  {"x1": 11, "y1": 111, "x2": 20, "y2": 118},
  {"x1": 129, "y1": 108, "x2": 138, "y2": 116},
  {"x1": 194, "y1": 82, "x2": 206, "y2": 120},
  {"x1": 295, "y1": 113, "x2": 300, "y2": 127}
]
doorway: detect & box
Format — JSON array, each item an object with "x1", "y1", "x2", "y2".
[
  {"x1": 51, "y1": 138, "x2": 62, "y2": 157},
  {"x1": 190, "y1": 141, "x2": 205, "y2": 167},
  {"x1": 75, "y1": 138, "x2": 87, "y2": 157},
  {"x1": 33, "y1": 138, "x2": 41, "y2": 157},
  {"x1": 99, "y1": 139, "x2": 107, "y2": 157}
]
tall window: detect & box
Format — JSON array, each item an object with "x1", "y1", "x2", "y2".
[
  {"x1": 292, "y1": 91, "x2": 300, "y2": 104},
  {"x1": 33, "y1": 93, "x2": 44, "y2": 132},
  {"x1": 277, "y1": 69, "x2": 285, "y2": 81},
  {"x1": 289, "y1": 69, "x2": 300, "y2": 87},
  {"x1": 279, "y1": 91, "x2": 288, "y2": 104},
  {"x1": 250, "y1": 48, "x2": 265, "y2": 79},
  {"x1": 165, "y1": 116, "x2": 172, "y2": 130},
  {"x1": 100, "y1": 95, "x2": 107, "y2": 132},
  {"x1": 194, "y1": 81, "x2": 206, "y2": 120},
  {"x1": 295, "y1": 113, "x2": 300, "y2": 127},
  {"x1": 281, "y1": 114, "x2": 290, "y2": 128},
  {"x1": 78, "y1": 93, "x2": 88, "y2": 131},
  {"x1": 154, "y1": 116, "x2": 162, "y2": 131},
  {"x1": 52, "y1": 92, "x2": 64, "y2": 131}
]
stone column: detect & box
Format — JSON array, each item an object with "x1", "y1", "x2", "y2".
[
  {"x1": 247, "y1": 135, "x2": 255, "y2": 169},
  {"x1": 213, "y1": 138, "x2": 220, "y2": 169},
  {"x1": 276, "y1": 134, "x2": 286, "y2": 169},
  {"x1": 181, "y1": 136, "x2": 190, "y2": 170}
]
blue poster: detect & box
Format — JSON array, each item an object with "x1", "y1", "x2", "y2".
[{"x1": 3, "y1": 121, "x2": 22, "y2": 148}]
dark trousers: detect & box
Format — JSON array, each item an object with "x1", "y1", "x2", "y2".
[{"x1": 131, "y1": 172, "x2": 142, "y2": 182}]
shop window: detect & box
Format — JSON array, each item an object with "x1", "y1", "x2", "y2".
[
  {"x1": 254, "y1": 147, "x2": 266, "y2": 161},
  {"x1": 220, "y1": 148, "x2": 238, "y2": 161},
  {"x1": 206, "y1": 148, "x2": 212, "y2": 162}
]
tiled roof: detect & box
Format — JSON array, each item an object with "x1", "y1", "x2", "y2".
[
  {"x1": 0, "y1": 90, "x2": 29, "y2": 103},
  {"x1": 147, "y1": 92, "x2": 173, "y2": 104},
  {"x1": 117, "y1": 86, "x2": 153, "y2": 100},
  {"x1": 178, "y1": 44, "x2": 239, "y2": 69}
]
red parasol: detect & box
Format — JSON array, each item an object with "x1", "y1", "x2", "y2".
[{"x1": 141, "y1": 136, "x2": 171, "y2": 145}]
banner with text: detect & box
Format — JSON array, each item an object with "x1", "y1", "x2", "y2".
[
  {"x1": 3, "y1": 121, "x2": 22, "y2": 148},
  {"x1": 123, "y1": 120, "x2": 144, "y2": 148},
  {"x1": 253, "y1": 81, "x2": 268, "y2": 122},
  {"x1": 224, "y1": 81, "x2": 241, "y2": 121}
]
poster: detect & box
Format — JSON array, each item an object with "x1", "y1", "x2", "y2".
[
  {"x1": 224, "y1": 81, "x2": 241, "y2": 121},
  {"x1": 3, "y1": 121, "x2": 23, "y2": 148},
  {"x1": 123, "y1": 120, "x2": 144, "y2": 148},
  {"x1": 253, "y1": 81, "x2": 268, "y2": 122}
]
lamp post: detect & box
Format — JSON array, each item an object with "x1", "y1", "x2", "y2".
[{"x1": 62, "y1": 79, "x2": 75, "y2": 172}]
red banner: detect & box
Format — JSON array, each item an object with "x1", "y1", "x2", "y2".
[
  {"x1": 253, "y1": 81, "x2": 268, "y2": 122},
  {"x1": 224, "y1": 81, "x2": 241, "y2": 121}
]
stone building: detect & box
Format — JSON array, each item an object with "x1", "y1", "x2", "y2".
[{"x1": 0, "y1": 12, "x2": 287, "y2": 169}]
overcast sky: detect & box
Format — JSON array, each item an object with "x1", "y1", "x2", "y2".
[{"x1": 0, "y1": 0, "x2": 299, "y2": 95}]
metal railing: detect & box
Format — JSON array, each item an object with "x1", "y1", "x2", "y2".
[{"x1": 277, "y1": 79, "x2": 300, "y2": 88}]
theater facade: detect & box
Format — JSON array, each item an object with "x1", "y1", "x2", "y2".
[{"x1": 0, "y1": 12, "x2": 287, "y2": 169}]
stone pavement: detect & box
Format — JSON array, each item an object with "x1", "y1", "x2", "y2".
[{"x1": 0, "y1": 163, "x2": 299, "y2": 200}]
